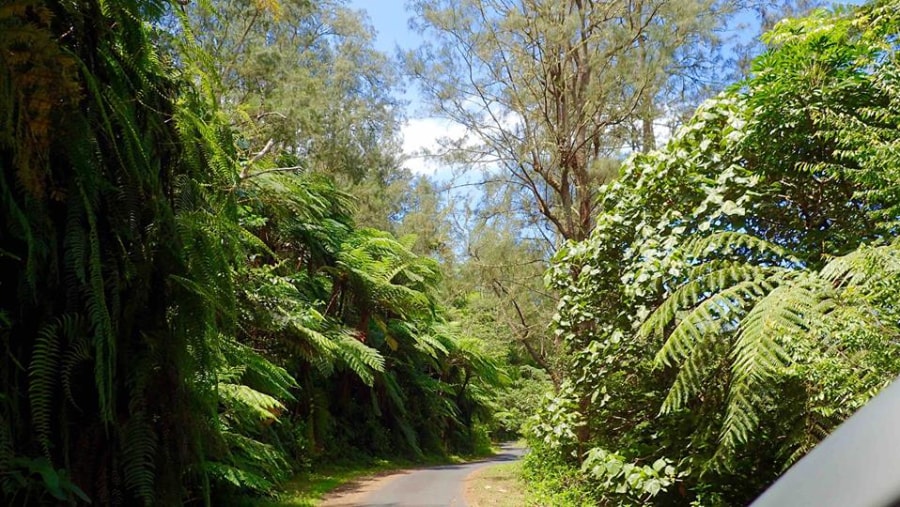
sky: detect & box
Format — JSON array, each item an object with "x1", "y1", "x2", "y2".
[
  {"x1": 346, "y1": 0, "x2": 458, "y2": 177},
  {"x1": 346, "y1": 0, "x2": 418, "y2": 55},
  {"x1": 346, "y1": 0, "x2": 865, "y2": 179}
]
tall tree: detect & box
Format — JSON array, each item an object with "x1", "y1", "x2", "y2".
[
  {"x1": 407, "y1": 0, "x2": 749, "y2": 242},
  {"x1": 405, "y1": 0, "x2": 751, "y2": 386},
  {"x1": 460, "y1": 218, "x2": 563, "y2": 384},
  {"x1": 532, "y1": 2, "x2": 900, "y2": 504},
  {"x1": 181, "y1": 0, "x2": 409, "y2": 226}
]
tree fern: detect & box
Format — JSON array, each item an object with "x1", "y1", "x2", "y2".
[
  {"x1": 645, "y1": 233, "x2": 900, "y2": 458},
  {"x1": 221, "y1": 339, "x2": 298, "y2": 403},
  {"x1": 334, "y1": 330, "x2": 385, "y2": 386},
  {"x1": 205, "y1": 461, "x2": 275, "y2": 494},
  {"x1": 640, "y1": 260, "x2": 780, "y2": 341},
  {"x1": 412, "y1": 330, "x2": 450, "y2": 359},
  {"x1": 653, "y1": 276, "x2": 780, "y2": 376},
  {"x1": 206, "y1": 431, "x2": 290, "y2": 493},
  {"x1": 719, "y1": 276, "x2": 832, "y2": 449},
  {"x1": 61, "y1": 332, "x2": 92, "y2": 414},
  {"x1": 678, "y1": 231, "x2": 800, "y2": 265},
  {"x1": 334, "y1": 228, "x2": 440, "y2": 322},
  {"x1": 218, "y1": 384, "x2": 286, "y2": 426},
  {"x1": 379, "y1": 371, "x2": 408, "y2": 417}
]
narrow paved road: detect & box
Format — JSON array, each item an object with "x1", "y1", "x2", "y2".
[{"x1": 323, "y1": 443, "x2": 525, "y2": 507}]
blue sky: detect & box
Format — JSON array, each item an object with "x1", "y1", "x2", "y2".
[
  {"x1": 346, "y1": 0, "x2": 866, "y2": 178},
  {"x1": 347, "y1": 0, "x2": 460, "y2": 177},
  {"x1": 347, "y1": 0, "x2": 419, "y2": 55},
  {"x1": 348, "y1": 0, "x2": 867, "y2": 56}
]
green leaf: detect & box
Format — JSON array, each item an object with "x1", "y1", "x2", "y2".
[
  {"x1": 652, "y1": 458, "x2": 666, "y2": 473},
  {"x1": 645, "y1": 478, "x2": 662, "y2": 496}
]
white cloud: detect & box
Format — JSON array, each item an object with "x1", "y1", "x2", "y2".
[{"x1": 400, "y1": 117, "x2": 468, "y2": 176}]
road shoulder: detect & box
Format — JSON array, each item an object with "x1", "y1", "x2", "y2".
[{"x1": 463, "y1": 461, "x2": 528, "y2": 507}]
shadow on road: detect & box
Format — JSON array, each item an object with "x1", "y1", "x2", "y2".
[
  {"x1": 320, "y1": 443, "x2": 527, "y2": 507},
  {"x1": 428, "y1": 444, "x2": 526, "y2": 470}
]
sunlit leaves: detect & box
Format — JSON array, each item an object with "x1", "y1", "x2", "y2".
[{"x1": 540, "y1": 1, "x2": 900, "y2": 503}]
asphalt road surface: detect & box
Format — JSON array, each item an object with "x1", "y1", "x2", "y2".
[{"x1": 325, "y1": 443, "x2": 526, "y2": 507}]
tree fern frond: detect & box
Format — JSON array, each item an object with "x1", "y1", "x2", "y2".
[
  {"x1": 718, "y1": 384, "x2": 761, "y2": 452},
  {"x1": 451, "y1": 335, "x2": 505, "y2": 387},
  {"x1": 413, "y1": 331, "x2": 450, "y2": 359},
  {"x1": 660, "y1": 331, "x2": 730, "y2": 414},
  {"x1": 720, "y1": 276, "x2": 832, "y2": 449},
  {"x1": 395, "y1": 417, "x2": 422, "y2": 457},
  {"x1": 77, "y1": 184, "x2": 117, "y2": 423},
  {"x1": 61, "y1": 332, "x2": 92, "y2": 412},
  {"x1": 63, "y1": 200, "x2": 88, "y2": 287},
  {"x1": 221, "y1": 430, "x2": 291, "y2": 480},
  {"x1": 205, "y1": 461, "x2": 274, "y2": 493},
  {"x1": 680, "y1": 231, "x2": 799, "y2": 264},
  {"x1": 380, "y1": 372, "x2": 407, "y2": 416},
  {"x1": 335, "y1": 331, "x2": 385, "y2": 386},
  {"x1": 221, "y1": 339, "x2": 298, "y2": 402},
  {"x1": 218, "y1": 383, "x2": 285, "y2": 425},
  {"x1": 821, "y1": 241, "x2": 900, "y2": 288},
  {"x1": 641, "y1": 262, "x2": 781, "y2": 340},
  {"x1": 285, "y1": 316, "x2": 338, "y2": 362},
  {"x1": 655, "y1": 277, "x2": 778, "y2": 371},
  {"x1": 169, "y1": 274, "x2": 219, "y2": 307},
  {"x1": 309, "y1": 355, "x2": 335, "y2": 377}
]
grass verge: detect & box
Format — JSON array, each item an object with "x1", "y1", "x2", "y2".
[{"x1": 465, "y1": 461, "x2": 528, "y2": 507}]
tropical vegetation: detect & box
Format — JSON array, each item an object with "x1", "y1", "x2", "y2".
[
  {"x1": 0, "y1": 1, "x2": 501, "y2": 504},
  {"x1": 2, "y1": 0, "x2": 899, "y2": 506},
  {"x1": 527, "y1": 2, "x2": 900, "y2": 504}
]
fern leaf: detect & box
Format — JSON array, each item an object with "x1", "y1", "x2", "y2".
[
  {"x1": 335, "y1": 331, "x2": 385, "y2": 386},
  {"x1": 660, "y1": 331, "x2": 730, "y2": 414},
  {"x1": 61, "y1": 329, "x2": 91, "y2": 412},
  {"x1": 414, "y1": 331, "x2": 450, "y2": 359},
  {"x1": 640, "y1": 262, "x2": 780, "y2": 340},
  {"x1": 680, "y1": 231, "x2": 799, "y2": 264},
  {"x1": 221, "y1": 339, "x2": 298, "y2": 402},
  {"x1": 719, "y1": 276, "x2": 831, "y2": 449},
  {"x1": 218, "y1": 383, "x2": 285, "y2": 425},
  {"x1": 655, "y1": 277, "x2": 777, "y2": 371},
  {"x1": 29, "y1": 317, "x2": 65, "y2": 457},
  {"x1": 121, "y1": 411, "x2": 157, "y2": 506}
]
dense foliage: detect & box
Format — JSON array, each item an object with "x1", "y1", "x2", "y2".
[
  {"x1": 0, "y1": 1, "x2": 502, "y2": 505},
  {"x1": 5, "y1": 0, "x2": 900, "y2": 505},
  {"x1": 1, "y1": 1, "x2": 239, "y2": 503},
  {"x1": 525, "y1": 2, "x2": 900, "y2": 505}
]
